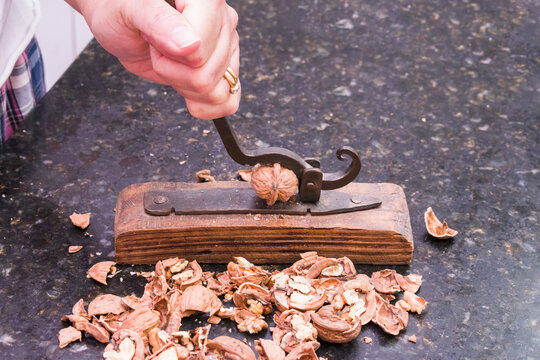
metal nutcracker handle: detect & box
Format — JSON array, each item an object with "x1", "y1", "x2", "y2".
[{"x1": 212, "y1": 117, "x2": 361, "y2": 202}]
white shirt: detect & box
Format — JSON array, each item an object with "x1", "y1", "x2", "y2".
[{"x1": 0, "y1": 0, "x2": 40, "y2": 85}]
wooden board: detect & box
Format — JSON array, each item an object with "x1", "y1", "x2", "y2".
[{"x1": 114, "y1": 181, "x2": 413, "y2": 264}]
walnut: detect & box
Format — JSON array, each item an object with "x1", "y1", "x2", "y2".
[
  {"x1": 408, "y1": 334, "x2": 417, "y2": 343},
  {"x1": 249, "y1": 163, "x2": 298, "y2": 206},
  {"x1": 424, "y1": 207, "x2": 458, "y2": 239},
  {"x1": 69, "y1": 212, "x2": 91, "y2": 229}
]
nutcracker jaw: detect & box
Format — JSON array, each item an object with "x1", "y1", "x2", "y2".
[{"x1": 211, "y1": 117, "x2": 365, "y2": 204}]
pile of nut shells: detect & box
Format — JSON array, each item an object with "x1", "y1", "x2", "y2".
[{"x1": 59, "y1": 252, "x2": 426, "y2": 359}]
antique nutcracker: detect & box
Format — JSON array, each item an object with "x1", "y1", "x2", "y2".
[{"x1": 114, "y1": 116, "x2": 413, "y2": 264}]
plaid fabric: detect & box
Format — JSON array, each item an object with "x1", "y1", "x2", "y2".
[{"x1": 1, "y1": 37, "x2": 45, "y2": 145}]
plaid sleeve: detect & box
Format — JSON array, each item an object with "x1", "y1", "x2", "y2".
[{"x1": 1, "y1": 37, "x2": 46, "y2": 145}]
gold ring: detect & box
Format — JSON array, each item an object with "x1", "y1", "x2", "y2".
[{"x1": 224, "y1": 66, "x2": 240, "y2": 94}]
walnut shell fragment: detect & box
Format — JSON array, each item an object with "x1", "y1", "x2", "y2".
[
  {"x1": 233, "y1": 282, "x2": 273, "y2": 315},
  {"x1": 227, "y1": 257, "x2": 269, "y2": 286},
  {"x1": 87, "y1": 261, "x2": 116, "y2": 285},
  {"x1": 255, "y1": 339, "x2": 286, "y2": 360},
  {"x1": 237, "y1": 169, "x2": 252, "y2": 182},
  {"x1": 273, "y1": 309, "x2": 318, "y2": 352},
  {"x1": 373, "y1": 295, "x2": 409, "y2": 335},
  {"x1": 179, "y1": 284, "x2": 222, "y2": 317},
  {"x1": 370, "y1": 269, "x2": 401, "y2": 294},
  {"x1": 69, "y1": 212, "x2": 91, "y2": 229},
  {"x1": 68, "y1": 245, "x2": 83, "y2": 254},
  {"x1": 72, "y1": 298, "x2": 88, "y2": 317},
  {"x1": 273, "y1": 275, "x2": 326, "y2": 312},
  {"x1": 119, "y1": 307, "x2": 161, "y2": 335},
  {"x1": 424, "y1": 207, "x2": 458, "y2": 239},
  {"x1": 105, "y1": 329, "x2": 145, "y2": 360},
  {"x1": 206, "y1": 336, "x2": 256, "y2": 360},
  {"x1": 58, "y1": 326, "x2": 82, "y2": 348},
  {"x1": 250, "y1": 163, "x2": 298, "y2": 206},
  {"x1": 74, "y1": 320, "x2": 110, "y2": 343},
  {"x1": 103, "y1": 338, "x2": 136, "y2": 360},
  {"x1": 283, "y1": 342, "x2": 320, "y2": 360},
  {"x1": 195, "y1": 169, "x2": 215, "y2": 183},
  {"x1": 403, "y1": 291, "x2": 427, "y2": 314},
  {"x1": 88, "y1": 294, "x2": 130, "y2": 317},
  {"x1": 396, "y1": 273, "x2": 422, "y2": 293},
  {"x1": 233, "y1": 308, "x2": 268, "y2": 334},
  {"x1": 311, "y1": 305, "x2": 362, "y2": 343}
]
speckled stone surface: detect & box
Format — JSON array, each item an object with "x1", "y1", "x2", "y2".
[{"x1": 0, "y1": 0, "x2": 538, "y2": 358}]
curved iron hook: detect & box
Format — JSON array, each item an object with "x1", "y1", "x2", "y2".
[
  {"x1": 212, "y1": 117, "x2": 361, "y2": 201},
  {"x1": 321, "y1": 146, "x2": 362, "y2": 190}
]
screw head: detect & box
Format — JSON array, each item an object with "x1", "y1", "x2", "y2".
[
  {"x1": 350, "y1": 197, "x2": 363, "y2": 204},
  {"x1": 154, "y1": 195, "x2": 167, "y2": 204}
]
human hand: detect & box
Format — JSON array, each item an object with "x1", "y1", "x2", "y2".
[{"x1": 66, "y1": 0, "x2": 240, "y2": 119}]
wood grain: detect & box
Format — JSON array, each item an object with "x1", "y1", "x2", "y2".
[{"x1": 114, "y1": 182, "x2": 413, "y2": 264}]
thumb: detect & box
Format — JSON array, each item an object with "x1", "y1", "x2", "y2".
[{"x1": 126, "y1": 0, "x2": 200, "y2": 58}]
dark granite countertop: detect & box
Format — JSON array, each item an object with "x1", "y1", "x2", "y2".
[{"x1": 0, "y1": 0, "x2": 538, "y2": 358}]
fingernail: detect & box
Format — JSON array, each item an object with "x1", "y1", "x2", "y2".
[{"x1": 170, "y1": 26, "x2": 200, "y2": 49}]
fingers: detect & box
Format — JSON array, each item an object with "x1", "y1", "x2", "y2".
[
  {"x1": 183, "y1": 43, "x2": 241, "y2": 119},
  {"x1": 127, "y1": 0, "x2": 240, "y2": 119},
  {"x1": 178, "y1": 31, "x2": 239, "y2": 102},
  {"x1": 125, "y1": 0, "x2": 201, "y2": 61},
  {"x1": 186, "y1": 51, "x2": 238, "y2": 119}
]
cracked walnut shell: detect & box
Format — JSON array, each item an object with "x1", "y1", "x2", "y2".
[
  {"x1": 249, "y1": 163, "x2": 298, "y2": 206},
  {"x1": 424, "y1": 207, "x2": 458, "y2": 239}
]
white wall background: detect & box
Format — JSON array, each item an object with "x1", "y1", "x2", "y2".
[{"x1": 34, "y1": 0, "x2": 93, "y2": 90}]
